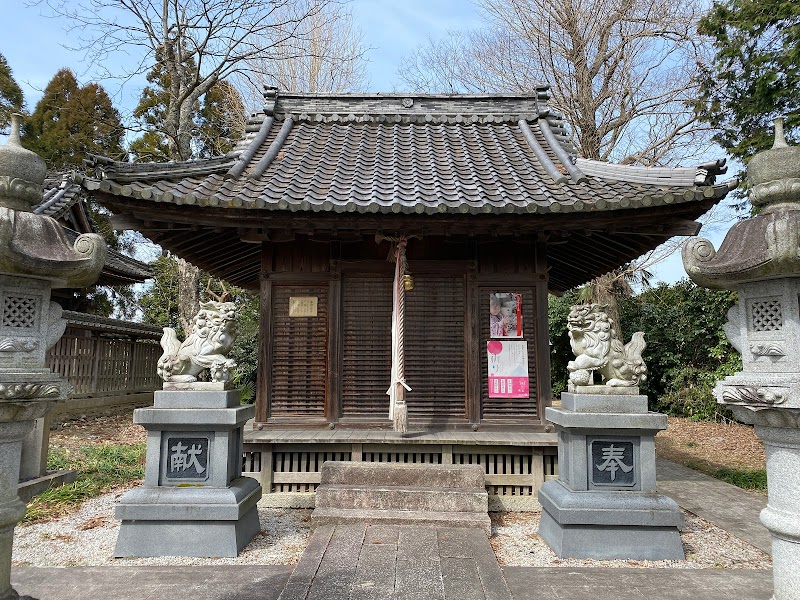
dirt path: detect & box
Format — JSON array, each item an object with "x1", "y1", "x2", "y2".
[{"x1": 51, "y1": 414, "x2": 146, "y2": 449}]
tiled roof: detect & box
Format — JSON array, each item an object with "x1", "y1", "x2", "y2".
[
  {"x1": 62, "y1": 310, "x2": 163, "y2": 338},
  {"x1": 35, "y1": 177, "x2": 85, "y2": 219},
  {"x1": 34, "y1": 176, "x2": 153, "y2": 285},
  {"x1": 83, "y1": 89, "x2": 733, "y2": 216}
]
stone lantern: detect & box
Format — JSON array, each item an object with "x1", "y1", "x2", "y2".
[
  {"x1": 0, "y1": 115, "x2": 105, "y2": 600},
  {"x1": 683, "y1": 118, "x2": 800, "y2": 600}
]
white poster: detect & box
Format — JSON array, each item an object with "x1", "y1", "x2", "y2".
[{"x1": 487, "y1": 340, "x2": 530, "y2": 398}]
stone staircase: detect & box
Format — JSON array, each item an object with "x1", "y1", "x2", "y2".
[{"x1": 310, "y1": 461, "x2": 491, "y2": 535}]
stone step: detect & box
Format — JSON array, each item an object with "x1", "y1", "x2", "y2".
[
  {"x1": 311, "y1": 507, "x2": 492, "y2": 535},
  {"x1": 320, "y1": 460, "x2": 485, "y2": 489},
  {"x1": 315, "y1": 483, "x2": 488, "y2": 513}
]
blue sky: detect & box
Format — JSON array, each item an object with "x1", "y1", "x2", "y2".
[
  {"x1": 1, "y1": 0, "x2": 483, "y2": 109},
  {"x1": 1, "y1": 0, "x2": 736, "y2": 283}
]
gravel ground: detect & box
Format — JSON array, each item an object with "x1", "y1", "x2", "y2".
[
  {"x1": 19, "y1": 413, "x2": 768, "y2": 570},
  {"x1": 490, "y1": 511, "x2": 771, "y2": 569},
  {"x1": 13, "y1": 490, "x2": 770, "y2": 571},
  {"x1": 13, "y1": 492, "x2": 311, "y2": 567}
]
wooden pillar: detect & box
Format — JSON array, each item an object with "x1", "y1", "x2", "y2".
[
  {"x1": 441, "y1": 444, "x2": 453, "y2": 465},
  {"x1": 531, "y1": 446, "x2": 545, "y2": 495},
  {"x1": 351, "y1": 443, "x2": 362, "y2": 462},
  {"x1": 256, "y1": 241, "x2": 275, "y2": 423},
  {"x1": 125, "y1": 336, "x2": 137, "y2": 392},
  {"x1": 534, "y1": 239, "x2": 553, "y2": 416},
  {"x1": 259, "y1": 444, "x2": 274, "y2": 494},
  {"x1": 327, "y1": 272, "x2": 342, "y2": 423},
  {"x1": 465, "y1": 273, "x2": 481, "y2": 424},
  {"x1": 257, "y1": 274, "x2": 273, "y2": 423}
]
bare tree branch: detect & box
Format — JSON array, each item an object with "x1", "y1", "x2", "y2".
[
  {"x1": 35, "y1": 0, "x2": 345, "y2": 160},
  {"x1": 236, "y1": 1, "x2": 369, "y2": 107},
  {"x1": 397, "y1": 0, "x2": 714, "y2": 167}
]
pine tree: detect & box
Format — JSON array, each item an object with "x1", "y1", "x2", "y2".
[
  {"x1": 693, "y1": 0, "x2": 800, "y2": 161},
  {"x1": 0, "y1": 53, "x2": 24, "y2": 133},
  {"x1": 22, "y1": 68, "x2": 125, "y2": 169}
]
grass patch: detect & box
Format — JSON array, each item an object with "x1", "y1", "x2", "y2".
[
  {"x1": 24, "y1": 443, "x2": 145, "y2": 524},
  {"x1": 681, "y1": 461, "x2": 767, "y2": 492},
  {"x1": 709, "y1": 467, "x2": 768, "y2": 492}
]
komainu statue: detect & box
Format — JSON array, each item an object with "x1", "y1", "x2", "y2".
[
  {"x1": 157, "y1": 301, "x2": 238, "y2": 384},
  {"x1": 566, "y1": 303, "x2": 647, "y2": 387}
]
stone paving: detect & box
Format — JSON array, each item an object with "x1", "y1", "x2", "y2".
[
  {"x1": 278, "y1": 524, "x2": 512, "y2": 600},
  {"x1": 656, "y1": 459, "x2": 770, "y2": 554},
  {"x1": 11, "y1": 459, "x2": 775, "y2": 599},
  {"x1": 504, "y1": 567, "x2": 773, "y2": 599},
  {"x1": 10, "y1": 565, "x2": 294, "y2": 600}
]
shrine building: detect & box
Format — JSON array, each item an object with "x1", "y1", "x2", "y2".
[{"x1": 81, "y1": 88, "x2": 734, "y2": 506}]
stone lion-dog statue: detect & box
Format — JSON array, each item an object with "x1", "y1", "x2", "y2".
[
  {"x1": 566, "y1": 303, "x2": 647, "y2": 387},
  {"x1": 157, "y1": 301, "x2": 238, "y2": 384}
]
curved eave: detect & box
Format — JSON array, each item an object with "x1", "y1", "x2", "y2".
[
  {"x1": 83, "y1": 176, "x2": 734, "y2": 217},
  {"x1": 92, "y1": 190, "x2": 723, "y2": 294}
]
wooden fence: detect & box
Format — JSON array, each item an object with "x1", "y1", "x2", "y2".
[{"x1": 47, "y1": 313, "x2": 163, "y2": 397}]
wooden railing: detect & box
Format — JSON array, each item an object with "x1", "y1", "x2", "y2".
[{"x1": 46, "y1": 313, "x2": 163, "y2": 397}]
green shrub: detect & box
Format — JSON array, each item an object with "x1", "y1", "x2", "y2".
[
  {"x1": 548, "y1": 280, "x2": 742, "y2": 421},
  {"x1": 655, "y1": 365, "x2": 736, "y2": 422},
  {"x1": 548, "y1": 289, "x2": 580, "y2": 397}
]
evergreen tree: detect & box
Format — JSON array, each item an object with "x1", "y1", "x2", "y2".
[
  {"x1": 693, "y1": 0, "x2": 800, "y2": 161},
  {"x1": 197, "y1": 80, "x2": 245, "y2": 159},
  {"x1": 0, "y1": 53, "x2": 24, "y2": 134},
  {"x1": 130, "y1": 50, "x2": 245, "y2": 162},
  {"x1": 129, "y1": 58, "x2": 245, "y2": 335},
  {"x1": 19, "y1": 68, "x2": 132, "y2": 318},
  {"x1": 22, "y1": 68, "x2": 125, "y2": 169}
]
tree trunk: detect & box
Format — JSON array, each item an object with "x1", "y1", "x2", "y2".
[
  {"x1": 591, "y1": 273, "x2": 624, "y2": 342},
  {"x1": 177, "y1": 258, "x2": 200, "y2": 336}
]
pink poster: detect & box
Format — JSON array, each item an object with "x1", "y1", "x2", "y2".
[{"x1": 487, "y1": 340, "x2": 530, "y2": 398}]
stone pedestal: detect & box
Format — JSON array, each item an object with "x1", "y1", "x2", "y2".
[
  {"x1": 1, "y1": 419, "x2": 37, "y2": 600},
  {"x1": 0, "y1": 276, "x2": 72, "y2": 600},
  {"x1": 115, "y1": 389, "x2": 262, "y2": 557},
  {"x1": 538, "y1": 390, "x2": 684, "y2": 560}
]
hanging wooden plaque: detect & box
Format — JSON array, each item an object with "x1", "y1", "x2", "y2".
[{"x1": 289, "y1": 296, "x2": 318, "y2": 317}]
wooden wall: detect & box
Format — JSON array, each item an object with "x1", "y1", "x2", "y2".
[{"x1": 256, "y1": 236, "x2": 551, "y2": 430}]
